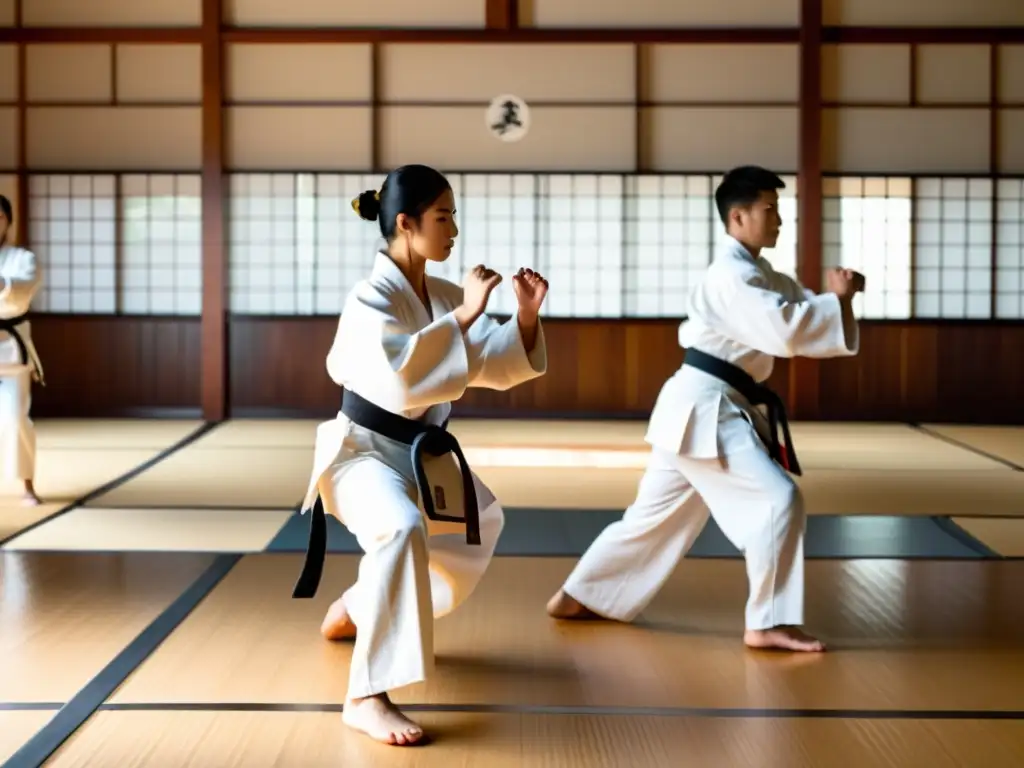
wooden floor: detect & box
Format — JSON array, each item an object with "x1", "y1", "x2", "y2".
[{"x1": 1, "y1": 418, "x2": 1023, "y2": 766}]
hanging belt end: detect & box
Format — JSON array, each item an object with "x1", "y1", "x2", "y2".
[{"x1": 292, "y1": 497, "x2": 328, "y2": 599}]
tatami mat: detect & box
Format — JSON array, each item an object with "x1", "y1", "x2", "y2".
[
  {"x1": 184, "y1": 418, "x2": 1009, "y2": 469},
  {"x1": 922, "y1": 424, "x2": 1024, "y2": 469},
  {"x1": 188, "y1": 419, "x2": 319, "y2": 449},
  {"x1": 952, "y1": 517, "x2": 1024, "y2": 557},
  {"x1": 469, "y1": 466, "x2": 1024, "y2": 516},
  {"x1": 0, "y1": 552, "x2": 216, "y2": 702},
  {"x1": 85, "y1": 445, "x2": 312, "y2": 508},
  {"x1": 47, "y1": 710, "x2": 1024, "y2": 768},
  {"x1": 34, "y1": 419, "x2": 202, "y2": 450},
  {"x1": 0, "y1": 421, "x2": 209, "y2": 543},
  {"x1": 82, "y1": 434, "x2": 1024, "y2": 517},
  {"x1": 110, "y1": 555, "x2": 1024, "y2": 710},
  {"x1": 3, "y1": 507, "x2": 295, "y2": 552}
]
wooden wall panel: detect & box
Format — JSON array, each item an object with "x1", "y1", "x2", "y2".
[
  {"x1": 224, "y1": 0, "x2": 484, "y2": 27},
  {"x1": 229, "y1": 315, "x2": 775, "y2": 421},
  {"x1": 29, "y1": 316, "x2": 202, "y2": 417},
  {"x1": 22, "y1": 0, "x2": 201, "y2": 26},
  {"x1": 15, "y1": 317, "x2": 1023, "y2": 424},
  {"x1": 817, "y1": 322, "x2": 1024, "y2": 423},
  {"x1": 526, "y1": 0, "x2": 800, "y2": 28},
  {"x1": 378, "y1": 106, "x2": 636, "y2": 172},
  {"x1": 823, "y1": 0, "x2": 1024, "y2": 27},
  {"x1": 225, "y1": 317, "x2": 1023, "y2": 424}
]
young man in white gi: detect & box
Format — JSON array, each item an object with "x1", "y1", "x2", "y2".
[{"x1": 547, "y1": 165, "x2": 864, "y2": 652}]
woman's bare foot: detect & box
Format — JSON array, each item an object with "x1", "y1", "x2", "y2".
[
  {"x1": 744, "y1": 626, "x2": 825, "y2": 652},
  {"x1": 342, "y1": 693, "x2": 425, "y2": 746},
  {"x1": 21, "y1": 480, "x2": 41, "y2": 507},
  {"x1": 546, "y1": 589, "x2": 606, "y2": 620},
  {"x1": 321, "y1": 596, "x2": 357, "y2": 641}
]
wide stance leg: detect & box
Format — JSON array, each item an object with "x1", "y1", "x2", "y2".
[
  {"x1": 552, "y1": 440, "x2": 817, "y2": 650},
  {"x1": 682, "y1": 445, "x2": 806, "y2": 633},
  {"x1": 555, "y1": 447, "x2": 711, "y2": 622},
  {"x1": 0, "y1": 370, "x2": 36, "y2": 491},
  {"x1": 325, "y1": 470, "x2": 505, "y2": 642},
  {"x1": 424, "y1": 472, "x2": 505, "y2": 618},
  {"x1": 325, "y1": 458, "x2": 433, "y2": 701},
  {"x1": 319, "y1": 460, "x2": 505, "y2": 746}
]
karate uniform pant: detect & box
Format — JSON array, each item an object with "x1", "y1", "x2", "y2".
[
  {"x1": 322, "y1": 457, "x2": 504, "y2": 701},
  {"x1": 0, "y1": 368, "x2": 34, "y2": 481},
  {"x1": 561, "y1": 440, "x2": 805, "y2": 631}
]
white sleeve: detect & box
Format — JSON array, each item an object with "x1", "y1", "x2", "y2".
[
  {"x1": 326, "y1": 288, "x2": 471, "y2": 411},
  {"x1": 719, "y1": 271, "x2": 859, "y2": 359},
  {"x1": 0, "y1": 248, "x2": 42, "y2": 315},
  {"x1": 463, "y1": 311, "x2": 548, "y2": 391}
]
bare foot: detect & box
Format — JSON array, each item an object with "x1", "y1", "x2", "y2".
[
  {"x1": 342, "y1": 693, "x2": 425, "y2": 746},
  {"x1": 744, "y1": 626, "x2": 826, "y2": 652},
  {"x1": 546, "y1": 589, "x2": 606, "y2": 620},
  {"x1": 321, "y1": 597, "x2": 357, "y2": 641},
  {"x1": 21, "y1": 481, "x2": 41, "y2": 506}
]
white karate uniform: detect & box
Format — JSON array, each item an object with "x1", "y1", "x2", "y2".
[
  {"x1": 562, "y1": 235, "x2": 859, "y2": 631},
  {"x1": 301, "y1": 251, "x2": 547, "y2": 700},
  {"x1": 0, "y1": 245, "x2": 43, "y2": 482}
]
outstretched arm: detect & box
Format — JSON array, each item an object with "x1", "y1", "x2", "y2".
[
  {"x1": 462, "y1": 307, "x2": 547, "y2": 391},
  {"x1": 719, "y1": 271, "x2": 859, "y2": 359},
  {"x1": 0, "y1": 248, "x2": 42, "y2": 316}
]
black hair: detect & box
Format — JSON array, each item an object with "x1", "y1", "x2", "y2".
[
  {"x1": 714, "y1": 165, "x2": 785, "y2": 225},
  {"x1": 352, "y1": 164, "x2": 452, "y2": 241},
  {"x1": 0, "y1": 194, "x2": 12, "y2": 224}
]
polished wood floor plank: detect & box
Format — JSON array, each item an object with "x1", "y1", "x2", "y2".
[
  {"x1": 111, "y1": 555, "x2": 1024, "y2": 711},
  {"x1": 6, "y1": 507, "x2": 294, "y2": 552},
  {"x1": 0, "y1": 552, "x2": 217, "y2": 701},
  {"x1": 953, "y1": 518, "x2": 1024, "y2": 557},
  {"x1": 47, "y1": 711, "x2": 1024, "y2": 768},
  {"x1": 0, "y1": 711, "x2": 54, "y2": 764}
]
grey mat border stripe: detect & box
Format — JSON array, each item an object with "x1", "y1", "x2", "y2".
[
  {"x1": 1, "y1": 554, "x2": 241, "y2": 768},
  {"x1": 266, "y1": 509, "x2": 1006, "y2": 560},
  {"x1": 0, "y1": 421, "x2": 220, "y2": 548}
]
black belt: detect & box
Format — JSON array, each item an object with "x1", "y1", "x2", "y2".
[
  {"x1": 0, "y1": 312, "x2": 42, "y2": 385},
  {"x1": 292, "y1": 389, "x2": 480, "y2": 599},
  {"x1": 683, "y1": 348, "x2": 802, "y2": 476}
]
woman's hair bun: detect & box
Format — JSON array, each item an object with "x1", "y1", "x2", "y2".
[{"x1": 352, "y1": 189, "x2": 381, "y2": 222}]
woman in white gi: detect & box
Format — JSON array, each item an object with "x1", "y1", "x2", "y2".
[
  {"x1": 547, "y1": 165, "x2": 864, "y2": 653},
  {"x1": 0, "y1": 195, "x2": 44, "y2": 505},
  {"x1": 302, "y1": 164, "x2": 548, "y2": 746}
]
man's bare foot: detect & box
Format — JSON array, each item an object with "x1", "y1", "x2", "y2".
[
  {"x1": 546, "y1": 589, "x2": 606, "y2": 620},
  {"x1": 342, "y1": 693, "x2": 425, "y2": 746},
  {"x1": 321, "y1": 597, "x2": 356, "y2": 641},
  {"x1": 744, "y1": 626, "x2": 825, "y2": 652}
]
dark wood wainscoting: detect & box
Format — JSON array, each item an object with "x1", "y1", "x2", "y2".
[
  {"x1": 227, "y1": 316, "x2": 1024, "y2": 424},
  {"x1": 29, "y1": 315, "x2": 202, "y2": 418},
  {"x1": 227, "y1": 315, "x2": 717, "y2": 419},
  {"x1": 24, "y1": 315, "x2": 1023, "y2": 424},
  {"x1": 816, "y1": 321, "x2": 1024, "y2": 423}
]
